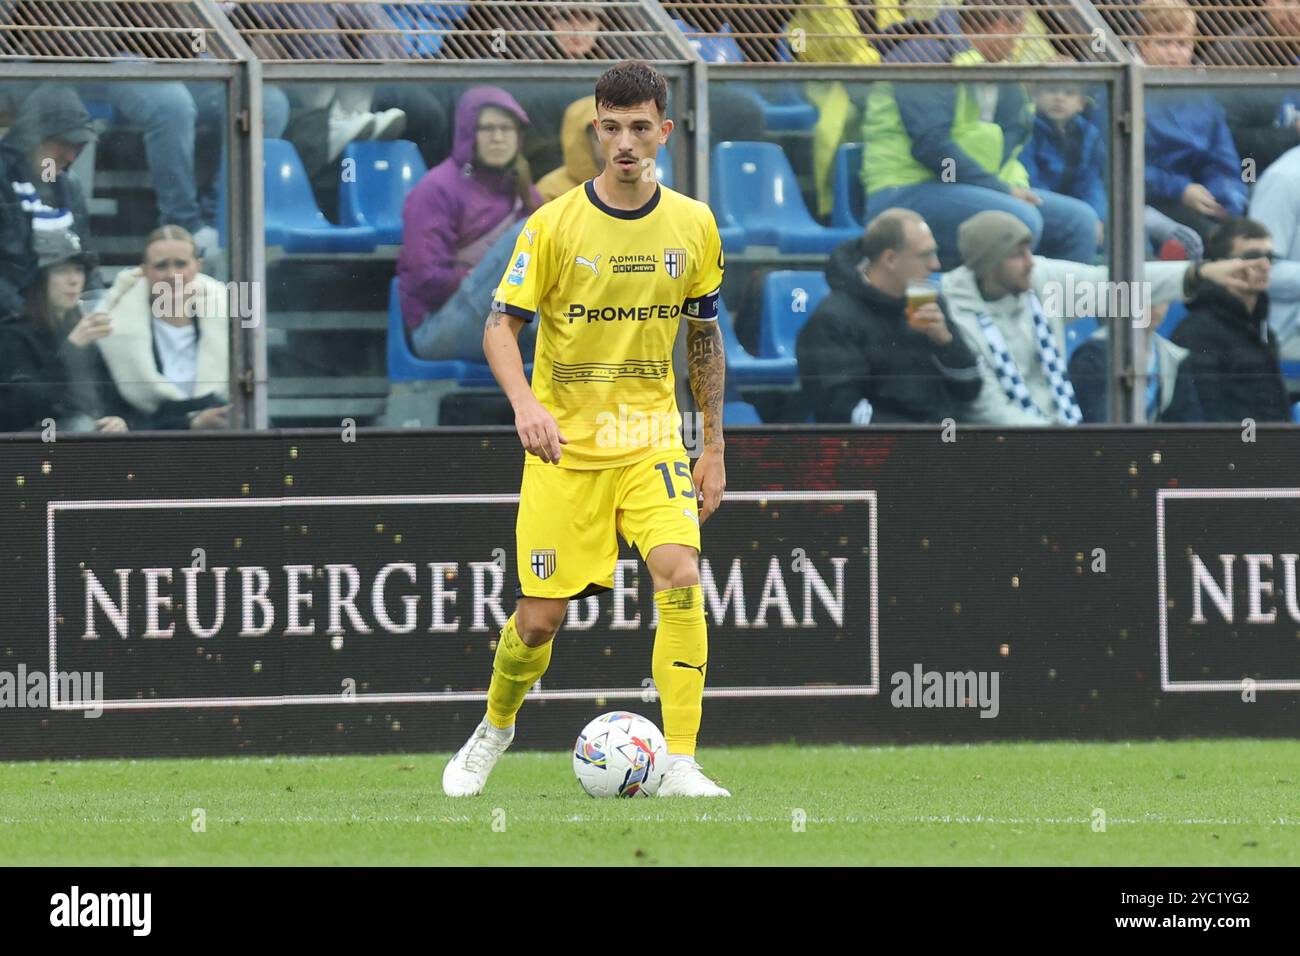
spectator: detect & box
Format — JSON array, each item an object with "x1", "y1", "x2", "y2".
[
  {"x1": 1205, "y1": 0, "x2": 1300, "y2": 68},
  {"x1": 942, "y1": 210, "x2": 1253, "y2": 424},
  {"x1": 398, "y1": 87, "x2": 542, "y2": 361},
  {"x1": 536, "y1": 96, "x2": 602, "y2": 202},
  {"x1": 797, "y1": 208, "x2": 982, "y2": 423},
  {"x1": 1249, "y1": 145, "x2": 1300, "y2": 360},
  {"x1": 1171, "y1": 218, "x2": 1290, "y2": 422},
  {"x1": 0, "y1": 85, "x2": 96, "y2": 318},
  {"x1": 0, "y1": 229, "x2": 127, "y2": 434},
  {"x1": 1067, "y1": 314, "x2": 1204, "y2": 422},
  {"x1": 95, "y1": 226, "x2": 231, "y2": 430},
  {"x1": 1207, "y1": 0, "x2": 1300, "y2": 172},
  {"x1": 862, "y1": 0, "x2": 1100, "y2": 269},
  {"x1": 1023, "y1": 78, "x2": 1107, "y2": 249},
  {"x1": 1137, "y1": 0, "x2": 1248, "y2": 240},
  {"x1": 511, "y1": 8, "x2": 764, "y2": 181}
]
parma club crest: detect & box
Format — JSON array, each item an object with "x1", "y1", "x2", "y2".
[
  {"x1": 530, "y1": 549, "x2": 556, "y2": 580},
  {"x1": 663, "y1": 248, "x2": 687, "y2": 279}
]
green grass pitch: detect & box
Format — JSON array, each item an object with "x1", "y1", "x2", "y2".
[{"x1": 1, "y1": 739, "x2": 1295, "y2": 865}]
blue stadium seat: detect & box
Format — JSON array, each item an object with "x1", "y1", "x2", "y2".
[
  {"x1": 672, "y1": 18, "x2": 745, "y2": 63},
  {"x1": 339, "y1": 139, "x2": 427, "y2": 244},
  {"x1": 724, "y1": 401, "x2": 763, "y2": 425},
  {"x1": 717, "y1": 297, "x2": 797, "y2": 385},
  {"x1": 760, "y1": 270, "x2": 830, "y2": 361},
  {"x1": 711, "y1": 142, "x2": 860, "y2": 254},
  {"x1": 1283, "y1": 360, "x2": 1300, "y2": 381},
  {"x1": 758, "y1": 83, "x2": 818, "y2": 131},
  {"x1": 387, "y1": 276, "x2": 506, "y2": 385},
  {"x1": 264, "y1": 139, "x2": 377, "y2": 253},
  {"x1": 655, "y1": 149, "x2": 673, "y2": 189},
  {"x1": 1158, "y1": 300, "x2": 1187, "y2": 336},
  {"x1": 381, "y1": 3, "x2": 468, "y2": 57},
  {"x1": 1292, "y1": 401, "x2": 1300, "y2": 424},
  {"x1": 1065, "y1": 316, "x2": 1099, "y2": 363},
  {"x1": 719, "y1": 224, "x2": 747, "y2": 254},
  {"x1": 831, "y1": 142, "x2": 865, "y2": 231}
]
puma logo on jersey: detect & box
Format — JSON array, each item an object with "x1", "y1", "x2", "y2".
[
  {"x1": 683, "y1": 508, "x2": 699, "y2": 524},
  {"x1": 576, "y1": 254, "x2": 600, "y2": 276},
  {"x1": 523, "y1": 227, "x2": 535, "y2": 246},
  {"x1": 672, "y1": 660, "x2": 707, "y2": 675}
]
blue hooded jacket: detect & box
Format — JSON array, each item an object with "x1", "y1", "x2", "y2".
[
  {"x1": 1023, "y1": 112, "x2": 1107, "y2": 224},
  {"x1": 1144, "y1": 89, "x2": 1247, "y2": 215}
]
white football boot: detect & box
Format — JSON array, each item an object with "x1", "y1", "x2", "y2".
[
  {"x1": 442, "y1": 718, "x2": 514, "y2": 797},
  {"x1": 656, "y1": 756, "x2": 731, "y2": 798}
]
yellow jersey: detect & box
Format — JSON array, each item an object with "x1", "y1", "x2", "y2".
[{"x1": 492, "y1": 179, "x2": 724, "y2": 470}]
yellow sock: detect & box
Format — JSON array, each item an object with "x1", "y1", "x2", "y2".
[
  {"x1": 652, "y1": 584, "x2": 708, "y2": 757},
  {"x1": 485, "y1": 613, "x2": 552, "y2": 729}
]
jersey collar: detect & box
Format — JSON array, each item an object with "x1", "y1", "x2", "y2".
[{"x1": 584, "y1": 178, "x2": 661, "y2": 220}]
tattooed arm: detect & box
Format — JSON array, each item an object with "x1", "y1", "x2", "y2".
[{"x1": 686, "y1": 316, "x2": 726, "y2": 521}]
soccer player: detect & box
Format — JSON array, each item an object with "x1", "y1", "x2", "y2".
[{"x1": 442, "y1": 60, "x2": 730, "y2": 798}]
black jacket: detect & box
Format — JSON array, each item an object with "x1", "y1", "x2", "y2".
[
  {"x1": 0, "y1": 86, "x2": 94, "y2": 316},
  {"x1": 0, "y1": 311, "x2": 123, "y2": 433},
  {"x1": 796, "y1": 239, "x2": 982, "y2": 424},
  {"x1": 1171, "y1": 283, "x2": 1291, "y2": 423},
  {"x1": 1068, "y1": 336, "x2": 1204, "y2": 423}
]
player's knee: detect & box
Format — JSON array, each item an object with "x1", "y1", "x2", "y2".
[
  {"x1": 516, "y1": 600, "x2": 566, "y2": 647},
  {"x1": 657, "y1": 565, "x2": 700, "y2": 591}
]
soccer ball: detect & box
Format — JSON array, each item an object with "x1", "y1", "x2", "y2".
[{"x1": 572, "y1": 711, "x2": 668, "y2": 798}]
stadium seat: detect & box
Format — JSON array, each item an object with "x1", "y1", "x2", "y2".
[
  {"x1": 1158, "y1": 300, "x2": 1187, "y2": 337},
  {"x1": 728, "y1": 84, "x2": 817, "y2": 132},
  {"x1": 1292, "y1": 401, "x2": 1300, "y2": 424},
  {"x1": 671, "y1": 18, "x2": 745, "y2": 63},
  {"x1": 656, "y1": 149, "x2": 673, "y2": 189},
  {"x1": 1283, "y1": 360, "x2": 1300, "y2": 382},
  {"x1": 1065, "y1": 316, "x2": 1099, "y2": 363},
  {"x1": 717, "y1": 298, "x2": 798, "y2": 386},
  {"x1": 387, "y1": 276, "x2": 502, "y2": 385},
  {"x1": 831, "y1": 142, "x2": 865, "y2": 231},
  {"x1": 711, "y1": 142, "x2": 860, "y2": 254},
  {"x1": 719, "y1": 224, "x2": 747, "y2": 254},
  {"x1": 264, "y1": 139, "x2": 377, "y2": 253},
  {"x1": 724, "y1": 401, "x2": 764, "y2": 424},
  {"x1": 757, "y1": 83, "x2": 818, "y2": 131},
  {"x1": 760, "y1": 270, "x2": 830, "y2": 361},
  {"x1": 381, "y1": 3, "x2": 468, "y2": 57},
  {"x1": 339, "y1": 139, "x2": 427, "y2": 244}
]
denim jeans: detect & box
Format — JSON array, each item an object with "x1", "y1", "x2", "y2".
[
  {"x1": 866, "y1": 182, "x2": 1101, "y2": 268},
  {"x1": 89, "y1": 80, "x2": 290, "y2": 233},
  {"x1": 104, "y1": 80, "x2": 202, "y2": 231},
  {"x1": 411, "y1": 221, "x2": 537, "y2": 363}
]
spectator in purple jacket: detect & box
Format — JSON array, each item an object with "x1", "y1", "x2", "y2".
[
  {"x1": 1137, "y1": 0, "x2": 1248, "y2": 240},
  {"x1": 398, "y1": 86, "x2": 542, "y2": 362}
]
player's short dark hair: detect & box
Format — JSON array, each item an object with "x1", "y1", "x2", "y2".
[
  {"x1": 595, "y1": 60, "x2": 668, "y2": 118},
  {"x1": 1204, "y1": 217, "x2": 1271, "y2": 261},
  {"x1": 957, "y1": 0, "x2": 1027, "y2": 33},
  {"x1": 861, "y1": 208, "x2": 923, "y2": 262}
]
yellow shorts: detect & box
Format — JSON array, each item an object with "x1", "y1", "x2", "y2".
[{"x1": 516, "y1": 446, "x2": 702, "y2": 600}]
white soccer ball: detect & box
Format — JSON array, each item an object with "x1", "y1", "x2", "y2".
[{"x1": 572, "y1": 711, "x2": 668, "y2": 798}]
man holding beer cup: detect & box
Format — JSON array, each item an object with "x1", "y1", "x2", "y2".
[{"x1": 797, "y1": 208, "x2": 982, "y2": 424}]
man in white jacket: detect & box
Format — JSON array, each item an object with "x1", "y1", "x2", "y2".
[
  {"x1": 1248, "y1": 145, "x2": 1300, "y2": 361},
  {"x1": 942, "y1": 210, "x2": 1254, "y2": 424}
]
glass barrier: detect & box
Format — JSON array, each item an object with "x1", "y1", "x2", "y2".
[
  {"x1": 712, "y1": 74, "x2": 1127, "y2": 427},
  {"x1": 1138, "y1": 82, "x2": 1300, "y2": 426},
  {"x1": 0, "y1": 78, "x2": 234, "y2": 436},
  {"x1": 263, "y1": 76, "x2": 691, "y2": 430}
]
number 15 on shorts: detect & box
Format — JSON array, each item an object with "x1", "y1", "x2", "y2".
[{"x1": 655, "y1": 460, "x2": 696, "y2": 499}]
